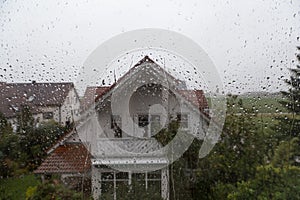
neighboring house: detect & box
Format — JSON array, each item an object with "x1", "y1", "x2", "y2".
[
  {"x1": 35, "y1": 56, "x2": 210, "y2": 200},
  {"x1": 0, "y1": 82, "x2": 81, "y2": 130}
]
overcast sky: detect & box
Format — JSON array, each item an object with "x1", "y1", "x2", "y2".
[{"x1": 0, "y1": 0, "x2": 299, "y2": 94}]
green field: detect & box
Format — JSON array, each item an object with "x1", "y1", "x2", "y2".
[
  {"x1": 206, "y1": 95, "x2": 295, "y2": 133},
  {"x1": 238, "y1": 97, "x2": 288, "y2": 114},
  {"x1": 207, "y1": 94, "x2": 289, "y2": 114},
  {"x1": 0, "y1": 174, "x2": 40, "y2": 199}
]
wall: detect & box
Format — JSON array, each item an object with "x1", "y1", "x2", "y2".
[{"x1": 60, "y1": 87, "x2": 81, "y2": 125}]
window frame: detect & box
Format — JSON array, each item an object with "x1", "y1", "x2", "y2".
[{"x1": 137, "y1": 113, "x2": 161, "y2": 137}]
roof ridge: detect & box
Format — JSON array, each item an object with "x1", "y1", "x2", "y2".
[{"x1": 132, "y1": 55, "x2": 156, "y2": 68}]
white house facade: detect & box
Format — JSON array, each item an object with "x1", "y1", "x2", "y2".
[
  {"x1": 77, "y1": 56, "x2": 210, "y2": 200},
  {"x1": 0, "y1": 82, "x2": 81, "y2": 130}
]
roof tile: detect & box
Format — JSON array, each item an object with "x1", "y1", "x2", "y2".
[{"x1": 34, "y1": 143, "x2": 91, "y2": 174}]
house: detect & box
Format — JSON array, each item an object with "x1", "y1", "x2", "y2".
[
  {"x1": 34, "y1": 56, "x2": 210, "y2": 200},
  {"x1": 0, "y1": 82, "x2": 81, "y2": 130}
]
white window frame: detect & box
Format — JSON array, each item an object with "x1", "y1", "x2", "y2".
[{"x1": 136, "y1": 113, "x2": 161, "y2": 137}]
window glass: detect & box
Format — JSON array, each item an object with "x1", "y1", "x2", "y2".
[
  {"x1": 148, "y1": 170, "x2": 161, "y2": 180},
  {"x1": 116, "y1": 172, "x2": 128, "y2": 180},
  {"x1": 138, "y1": 115, "x2": 149, "y2": 127}
]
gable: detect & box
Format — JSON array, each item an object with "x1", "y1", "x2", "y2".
[{"x1": 81, "y1": 56, "x2": 209, "y2": 119}]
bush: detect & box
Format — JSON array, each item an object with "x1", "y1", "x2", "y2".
[{"x1": 26, "y1": 179, "x2": 83, "y2": 200}]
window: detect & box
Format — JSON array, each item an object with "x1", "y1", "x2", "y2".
[
  {"x1": 132, "y1": 170, "x2": 161, "y2": 193},
  {"x1": 101, "y1": 172, "x2": 114, "y2": 181},
  {"x1": 138, "y1": 114, "x2": 161, "y2": 137},
  {"x1": 147, "y1": 170, "x2": 161, "y2": 180},
  {"x1": 101, "y1": 172, "x2": 114, "y2": 198},
  {"x1": 177, "y1": 114, "x2": 188, "y2": 128},
  {"x1": 132, "y1": 173, "x2": 146, "y2": 193},
  {"x1": 138, "y1": 115, "x2": 149, "y2": 127},
  {"x1": 43, "y1": 112, "x2": 53, "y2": 119},
  {"x1": 148, "y1": 181, "x2": 161, "y2": 193},
  {"x1": 147, "y1": 171, "x2": 161, "y2": 193},
  {"x1": 101, "y1": 172, "x2": 130, "y2": 199},
  {"x1": 116, "y1": 172, "x2": 128, "y2": 180},
  {"x1": 132, "y1": 172, "x2": 146, "y2": 181},
  {"x1": 111, "y1": 115, "x2": 122, "y2": 138}
]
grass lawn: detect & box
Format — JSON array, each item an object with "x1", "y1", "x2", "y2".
[{"x1": 0, "y1": 174, "x2": 41, "y2": 199}]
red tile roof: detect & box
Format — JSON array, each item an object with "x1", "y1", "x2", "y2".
[
  {"x1": 34, "y1": 144, "x2": 91, "y2": 174},
  {"x1": 177, "y1": 90, "x2": 209, "y2": 115},
  {"x1": 80, "y1": 86, "x2": 110, "y2": 111}
]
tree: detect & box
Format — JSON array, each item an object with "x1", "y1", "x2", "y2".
[
  {"x1": 194, "y1": 96, "x2": 267, "y2": 199},
  {"x1": 0, "y1": 112, "x2": 22, "y2": 177},
  {"x1": 16, "y1": 105, "x2": 35, "y2": 136},
  {"x1": 269, "y1": 46, "x2": 300, "y2": 169},
  {"x1": 274, "y1": 46, "x2": 300, "y2": 141},
  {"x1": 226, "y1": 165, "x2": 300, "y2": 200},
  {"x1": 14, "y1": 105, "x2": 67, "y2": 171},
  {"x1": 271, "y1": 137, "x2": 300, "y2": 167},
  {"x1": 28, "y1": 121, "x2": 66, "y2": 169},
  {"x1": 0, "y1": 112, "x2": 13, "y2": 136},
  {"x1": 223, "y1": 47, "x2": 300, "y2": 200},
  {"x1": 0, "y1": 131, "x2": 21, "y2": 177},
  {"x1": 154, "y1": 119, "x2": 203, "y2": 199}
]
